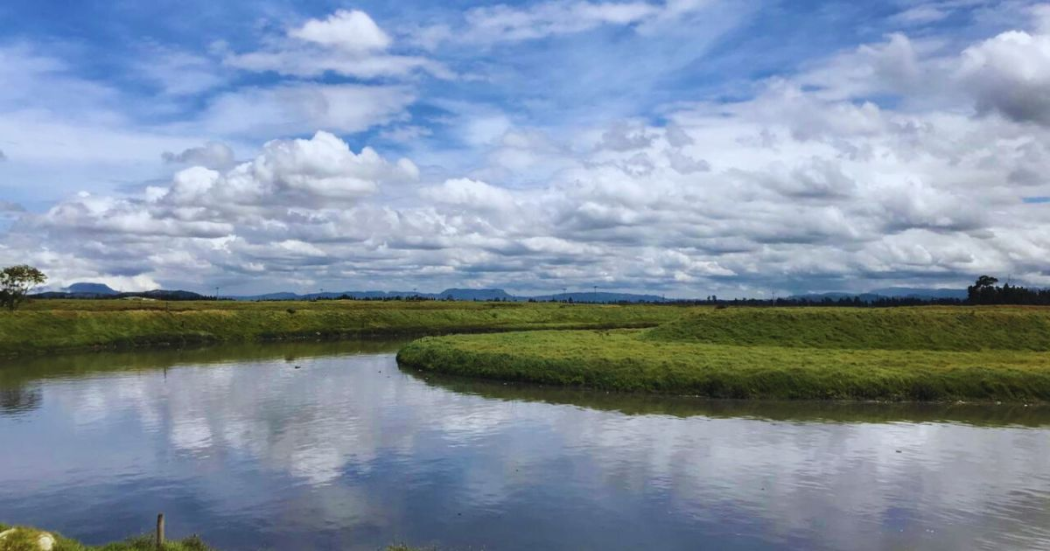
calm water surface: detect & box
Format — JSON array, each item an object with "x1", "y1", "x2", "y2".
[{"x1": 2, "y1": 341, "x2": 1050, "y2": 550}]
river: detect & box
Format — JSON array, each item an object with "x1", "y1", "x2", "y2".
[{"x1": 1, "y1": 340, "x2": 1049, "y2": 550}]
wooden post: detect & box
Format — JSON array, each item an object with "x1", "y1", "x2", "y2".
[{"x1": 156, "y1": 513, "x2": 165, "y2": 549}]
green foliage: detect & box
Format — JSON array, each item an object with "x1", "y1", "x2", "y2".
[
  {"x1": 0, "y1": 265, "x2": 46, "y2": 311},
  {"x1": 397, "y1": 307, "x2": 1050, "y2": 402},
  {"x1": 0, "y1": 300, "x2": 684, "y2": 356}
]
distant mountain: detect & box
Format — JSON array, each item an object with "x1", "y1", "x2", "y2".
[
  {"x1": 435, "y1": 288, "x2": 515, "y2": 301},
  {"x1": 32, "y1": 283, "x2": 205, "y2": 301},
  {"x1": 532, "y1": 292, "x2": 668, "y2": 303},
  {"x1": 228, "y1": 288, "x2": 669, "y2": 303},
  {"x1": 230, "y1": 290, "x2": 434, "y2": 301},
  {"x1": 868, "y1": 287, "x2": 968, "y2": 300},
  {"x1": 242, "y1": 292, "x2": 301, "y2": 301},
  {"x1": 65, "y1": 282, "x2": 118, "y2": 295},
  {"x1": 31, "y1": 281, "x2": 970, "y2": 304},
  {"x1": 789, "y1": 292, "x2": 886, "y2": 302},
  {"x1": 136, "y1": 289, "x2": 205, "y2": 300},
  {"x1": 790, "y1": 287, "x2": 967, "y2": 302}
]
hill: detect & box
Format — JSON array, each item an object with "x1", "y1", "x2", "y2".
[{"x1": 66, "y1": 282, "x2": 118, "y2": 295}]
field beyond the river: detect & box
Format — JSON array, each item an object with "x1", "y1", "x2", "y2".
[
  {"x1": 0, "y1": 299, "x2": 683, "y2": 356},
  {"x1": 397, "y1": 307, "x2": 1050, "y2": 402}
]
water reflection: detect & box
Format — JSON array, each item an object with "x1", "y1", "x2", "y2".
[
  {"x1": 405, "y1": 369, "x2": 1050, "y2": 428},
  {"x1": 0, "y1": 385, "x2": 42, "y2": 415},
  {"x1": 0, "y1": 341, "x2": 1049, "y2": 550}
]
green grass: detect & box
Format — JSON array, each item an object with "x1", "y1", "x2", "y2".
[
  {"x1": 397, "y1": 307, "x2": 1050, "y2": 402},
  {"x1": 646, "y1": 306, "x2": 1050, "y2": 350},
  {"x1": 0, "y1": 300, "x2": 687, "y2": 356}
]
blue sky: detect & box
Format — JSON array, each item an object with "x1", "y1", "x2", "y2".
[{"x1": 1, "y1": 0, "x2": 1048, "y2": 295}]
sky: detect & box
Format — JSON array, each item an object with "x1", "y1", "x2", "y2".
[{"x1": 1, "y1": 0, "x2": 1049, "y2": 297}]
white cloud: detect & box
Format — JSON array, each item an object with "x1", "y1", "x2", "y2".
[
  {"x1": 152, "y1": 131, "x2": 418, "y2": 211},
  {"x1": 460, "y1": 1, "x2": 658, "y2": 43},
  {"x1": 289, "y1": 10, "x2": 392, "y2": 53},
  {"x1": 226, "y1": 9, "x2": 448, "y2": 79},
  {"x1": 890, "y1": 5, "x2": 951, "y2": 25},
  {"x1": 415, "y1": 0, "x2": 721, "y2": 47},
  {"x1": 420, "y1": 178, "x2": 518, "y2": 212},
  {"x1": 959, "y1": 28, "x2": 1050, "y2": 125},
  {"x1": 6, "y1": 3, "x2": 1050, "y2": 296}
]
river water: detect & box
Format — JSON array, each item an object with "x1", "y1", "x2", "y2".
[{"x1": 1, "y1": 340, "x2": 1049, "y2": 550}]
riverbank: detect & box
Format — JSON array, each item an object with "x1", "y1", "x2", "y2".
[
  {"x1": 0, "y1": 524, "x2": 420, "y2": 550},
  {"x1": 0, "y1": 524, "x2": 210, "y2": 551},
  {"x1": 0, "y1": 300, "x2": 684, "y2": 357},
  {"x1": 397, "y1": 307, "x2": 1050, "y2": 402}
]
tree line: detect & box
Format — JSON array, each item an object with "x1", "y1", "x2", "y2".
[
  {"x1": 3, "y1": 266, "x2": 1049, "y2": 309},
  {"x1": 966, "y1": 276, "x2": 1050, "y2": 305}
]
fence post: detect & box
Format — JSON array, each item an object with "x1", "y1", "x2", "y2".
[{"x1": 156, "y1": 513, "x2": 165, "y2": 549}]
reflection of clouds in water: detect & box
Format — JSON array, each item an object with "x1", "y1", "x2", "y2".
[
  {"x1": 170, "y1": 415, "x2": 212, "y2": 452},
  {"x1": 4, "y1": 351, "x2": 1050, "y2": 550},
  {"x1": 524, "y1": 409, "x2": 1050, "y2": 549}
]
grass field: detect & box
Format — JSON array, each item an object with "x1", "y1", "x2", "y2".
[
  {"x1": 646, "y1": 307, "x2": 1050, "y2": 350},
  {"x1": 397, "y1": 307, "x2": 1050, "y2": 402},
  {"x1": 0, "y1": 299, "x2": 685, "y2": 356}
]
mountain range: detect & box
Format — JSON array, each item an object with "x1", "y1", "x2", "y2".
[
  {"x1": 33, "y1": 283, "x2": 970, "y2": 303},
  {"x1": 227, "y1": 288, "x2": 668, "y2": 303}
]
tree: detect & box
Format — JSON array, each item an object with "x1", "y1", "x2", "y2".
[
  {"x1": 0, "y1": 265, "x2": 47, "y2": 310},
  {"x1": 967, "y1": 275, "x2": 1000, "y2": 305},
  {"x1": 974, "y1": 275, "x2": 999, "y2": 289}
]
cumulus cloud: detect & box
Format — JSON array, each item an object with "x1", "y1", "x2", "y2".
[
  {"x1": 42, "y1": 132, "x2": 417, "y2": 244},
  {"x1": 959, "y1": 27, "x2": 1050, "y2": 125},
  {"x1": 7, "y1": 3, "x2": 1050, "y2": 296},
  {"x1": 289, "y1": 10, "x2": 392, "y2": 52},
  {"x1": 151, "y1": 131, "x2": 418, "y2": 211},
  {"x1": 420, "y1": 178, "x2": 518, "y2": 212},
  {"x1": 226, "y1": 9, "x2": 447, "y2": 79}
]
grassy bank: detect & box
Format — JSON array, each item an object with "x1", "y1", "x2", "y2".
[
  {"x1": 0, "y1": 525, "x2": 419, "y2": 551},
  {"x1": 397, "y1": 307, "x2": 1050, "y2": 402},
  {"x1": 0, "y1": 524, "x2": 209, "y2": 551},
  {"x1": 646, "y1": 307, "x2": 1050, "y2": 350},
  {"x1": 0, "y1": 300, "x2": 685, "y2": 356}
]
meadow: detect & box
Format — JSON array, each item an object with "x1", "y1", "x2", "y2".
[
  {"x1": 0, "y1": 299, "x2": 683, "y2": 356},
  {"x1": 397, "y1": 306, "x2": 1050, "y2": 402}
]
